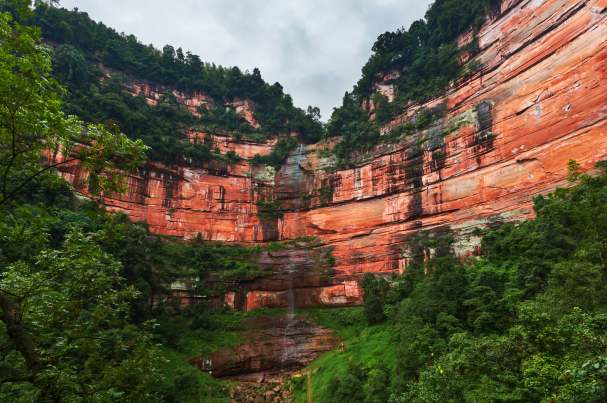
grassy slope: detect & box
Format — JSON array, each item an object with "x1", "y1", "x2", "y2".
[
  {"x1": 158, "y1": 306, "x2": 373, "y2": 401},
  {"x1": 159, "y1": 329, "x2": 245, "y2": 401},
  {"x1": 284, "y1": 308, "x2": 394, "y2": 403}
]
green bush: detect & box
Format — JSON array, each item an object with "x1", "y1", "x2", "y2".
[
  {"x1": 328, "y1": 374, "x2": 366, "y2": 403},
  {"x1": 364, "y1": 293, "x2": 386, "y2": 325}
]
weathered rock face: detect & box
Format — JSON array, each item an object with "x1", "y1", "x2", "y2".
[
  {"x1": 162, "y1": 241, "x2": 355, "y2": 311},
  {"x1": 188, "y1": 314, "x2": 340, "y2": 380},
  {"x1": 58, "y1": 0, "x2": 607, "y2": 309}
]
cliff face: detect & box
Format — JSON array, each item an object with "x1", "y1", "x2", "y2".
[
  {"x1": 57, "y1": 0, "x2": 607, "y2": 309},
  {"x1": 188, "y1": 314, "x2": 340, "y2": 381}
]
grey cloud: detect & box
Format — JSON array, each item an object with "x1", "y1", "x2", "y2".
[{"x1": 61, "y1": 0, "x2": 432, "y2": 120}]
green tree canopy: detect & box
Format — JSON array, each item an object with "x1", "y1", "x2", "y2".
[
  {"x1": 0, "y1": 9, "x2": 147, "y2": 207},
  {"x1": 0, "y1": 3, "x2": 162, "y2": 401}
]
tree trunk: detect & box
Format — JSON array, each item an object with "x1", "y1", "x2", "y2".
[{"x1": 0, "y1": 292, "x2": 43, "y2": 376}]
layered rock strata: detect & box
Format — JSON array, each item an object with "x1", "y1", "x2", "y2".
[
  {"x1": 57, "y1": 0, "x2": 607, "y2": 309},
  {"x1": 162, "y1": 241, "x2": 356, "y2": 311},
  {"x1": 188, "y1": 314, "x2": 340, "y2": 381}
]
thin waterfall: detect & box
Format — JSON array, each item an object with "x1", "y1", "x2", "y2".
[
  {"x1": 295, "y1": 143, "x2": 303, "y2": 185},
  {"x1": 280, "y1": 144, "x2": 302, "y2": 374},
  {"x1": 280, "y1": 263, "x2": 295, "y2": 374}
]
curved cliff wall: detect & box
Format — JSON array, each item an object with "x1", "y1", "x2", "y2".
[{"x1": 56, "y1": 0, "x2": 607, "y2": 309}]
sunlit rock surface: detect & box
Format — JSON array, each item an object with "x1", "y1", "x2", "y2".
[{"x1": 56, "y1": 0, "x2": 607, "y2": 309}]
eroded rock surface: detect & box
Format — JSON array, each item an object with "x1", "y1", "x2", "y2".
[
  {"x1": 55, "y1": 0, "x2": 607, "y2": 309},
  {"x1": 189, "y1": 314, "x2": 339, "y2": 380},
  {"x1": 163, "y1": 241, "x2": 349, "y2": 311},
  {"x1": 220, "y1": 381, "x2": 296, "y2": 403}
]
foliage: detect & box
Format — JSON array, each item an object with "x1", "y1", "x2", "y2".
[
  {"x1": 57, "y1": 73, "x2": 218, "y2": 166},
  {"x1": 290, "y1": 160, "x2": 607, "y2": 402},
  {"x1": 255, "y1": 196, "x2": 284, "y2": 220},
  {"x1": 325, "y1": 0, "x2": 497, "y2": 159},
  {"x1": 325, "y1": 91, "x2": 380, "y2": 160},
  {"x1": 5, "y1": 1, "x2": 607, "y2": 401},
  {"x1": 250, "y1": 136, "x2": 298, "y2": 169},
  {"x1": 0, "y1": 5, "x2": 163, "y2": 401},
  {"x1": 327, "y1": 373, "x2": 366, "y2": 403},
  {"x1": 361, "y1": 273, "x2": 391, "y2": 297},
  {"x1": 321, "y1": 307, "x2": 365, "y2": 328},
  {"x1": 323, "y1": 97, "x2": 447, "y2": 169},
  {"x1": 286, "y1": 315, "x2": 394, "y2": 403},
  {"x1": 318, "y1": 185, "x2": 334, "y2": 199},
  {"x1": 364, "y1": 294, "x2": 387, "y2": 325},
  {"x1": 360, "y1": 0, "x2": 494, "y2": 107},
  {"x1": 156, "y1": 344, "x2": 235, "y2": 403},
  {"x1": 0, "y1": 10, "x2": 146, "y2": 207},
  {"x1": 361, "y1": 273, "x2": 391, "y2": 324},
  {"x1": 325, "y1": 250, "x2": 337, "y2": 267},
  {"x1": 389, "y1": 361, "x2": 465, "y2": 403},
  {"x1": 0, "y1": 3, "x2": 324, "y2": 145},
  {"x1": 0, "y1": 227, "x2": 164, "y2": 402},
  {"x1": 0, "y1": 174, "x2": 272, "y2": 401}
]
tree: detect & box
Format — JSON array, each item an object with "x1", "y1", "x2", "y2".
[
  {"x1": 389, "y1": 360, "x2": 465, "y2": 403},
  {"x1": 0, "y1": 3, "x2": 160, "y2": 401},
  {"x1": 0, "y1": 8, "x2": 147, "y2": 208},
  {"x1": 328, "y1": 374, "x2": 366, "y2": 403},
  {"x1": 361, "y1": 273, "x2": 390, "y2": 324},
  {"x1": 0, "y1": 227, "x2": 164, "y2": 402},
  {"x1": 306, "y1": 105, "x2": 321, "y2": 122},
  {"x1": 364, "y1": 293, "x2": 387, "y2": 324},
  {"x1": 547, "y1": 160, "x2": 607, "y2": 280},
  {"x1": 52, "y1": 43, "x2": 88, "y2": 85}
]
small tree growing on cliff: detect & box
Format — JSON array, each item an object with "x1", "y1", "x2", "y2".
[{"x1": 361, "y1": 273, "x2": 390, "y2": 324}]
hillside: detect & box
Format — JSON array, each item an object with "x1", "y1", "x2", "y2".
[
  {"x1": 1, "y1": 0, "x2": 607, "y2": 402},
  {"x1": 37, "y1": 0, "x2": 607, "y2": 311}
]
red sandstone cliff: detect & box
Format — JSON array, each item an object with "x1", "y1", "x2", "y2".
[
  {"x1": 188, "y1": 314, "x2": 340, "y2": 380},
  {"x1": 56, "y1": 0, "x2": 607, "y2": 310}
]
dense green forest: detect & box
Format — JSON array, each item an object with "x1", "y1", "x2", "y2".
[
  {"x1": 0, "y1": 0, "x2": 505, "y2": 171},
  {"x1": 30, "y1": 3, "x2": 324, "y2": 140},
  {"x1": 0, "y1": 3, "x2": 272, "y2": 400},
  {"x1": 322, "y1": 0, "x2": 498, "y2": 167},
  {"x1": 0, "y1": 0, "x2": 503, "y2": 171},
  {"x1": 0, "y1": 180, "x2": 276, "y2": 401}
]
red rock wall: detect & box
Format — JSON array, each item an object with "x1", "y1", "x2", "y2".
[
  {"x1": 59, "y1": 0, "x2": 607, "y2": 310},
  {"x1": 156, "y1": 241, "x2": 347, "y2": 311},
  {"x1": 103, "y1": 71, "x2": 262, "y2": 128},
  {"x1": 188, "y1": 314, "x2": 340, "y2": 380}
]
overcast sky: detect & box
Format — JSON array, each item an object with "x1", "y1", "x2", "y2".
[{"x1": 60, "y1": 0, "x2": 432, "y2": 121}]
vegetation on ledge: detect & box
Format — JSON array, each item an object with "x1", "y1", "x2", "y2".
[
  {"x1": 0, "y1": 1, "x2": 324, "y2": 173},
  {"x1": 324, "y1": 0, "x2": 498, "y2": 159}
]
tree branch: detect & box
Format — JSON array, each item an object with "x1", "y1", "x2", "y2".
[
  {"x1": 0, "y1": 146, "x2": 113, "y2": 207},
  {"x1": 0, "y1": 292, "x2": 43, "y2": 376},
  {"x1": 0, "y1": 374, "x2": 34, "y2": 387}
]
